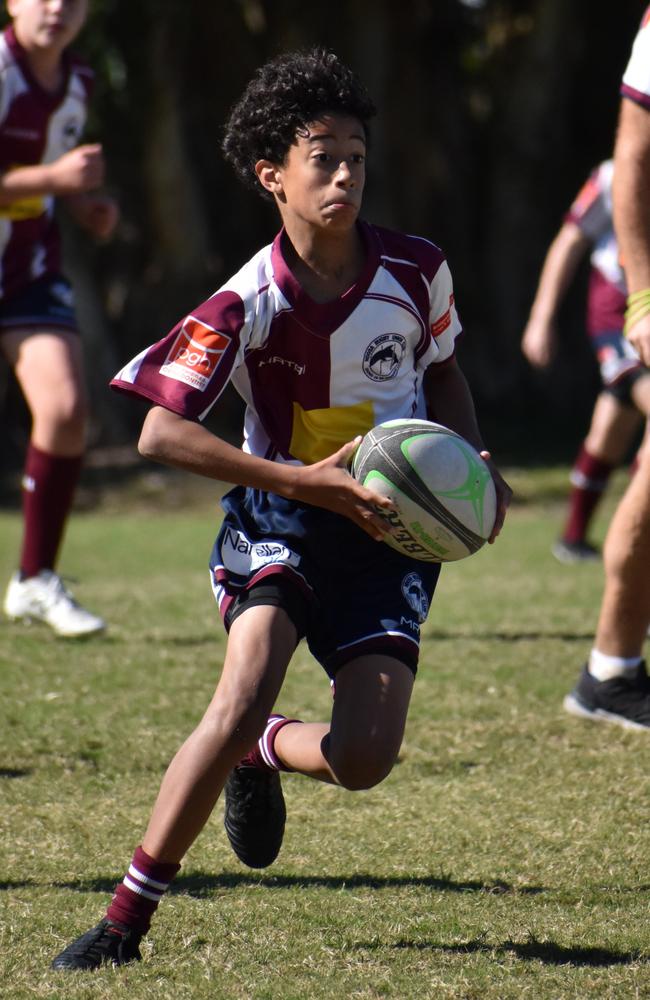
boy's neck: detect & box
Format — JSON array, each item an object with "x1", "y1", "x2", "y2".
[
  {"x1": 14, "y1": 30, "x2": 65, "y2": 93},
  {"x1": 282, "y1": 224, "x2": 366, "y2": 304}
]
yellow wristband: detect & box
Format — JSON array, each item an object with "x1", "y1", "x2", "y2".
[
  {"x1": 624, "y1": 299, "x2": 650, "y2": 336},
  {"x1": 626, "y1": 287, "x2": 650, "y2": 306}
]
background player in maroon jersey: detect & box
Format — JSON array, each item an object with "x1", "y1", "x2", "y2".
[
  {"x1": 51, "y1": 47, "x2": 511, "y2": 971},
  {"x1": 563, "y1": 9, "x2": 650, "y2": 730},
  {"x1": 0, "y1": 0, "x2": 118, "y2": 636},
  {"x1": 521, "y1": 160, "x2": 650, "y2": 564}
]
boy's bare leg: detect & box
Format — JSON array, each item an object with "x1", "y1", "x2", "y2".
[
  {"x1": 142, "y1": 604, "x2": 298, "y2": 862},
  {"x1": 275, "y1": 654, "x2": 414, "y2": 789}
]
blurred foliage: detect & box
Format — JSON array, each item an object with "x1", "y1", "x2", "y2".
[{"x1": 0, "y1": 0, "x2": 646, "y2": 464}]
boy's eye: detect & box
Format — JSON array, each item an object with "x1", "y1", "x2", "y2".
[
  {"x1": 314, "y1": 152, "x2": 330, "y2": 162},
  {"x1": 352, "y1": 154, "x2": 365, "y2": 164}
]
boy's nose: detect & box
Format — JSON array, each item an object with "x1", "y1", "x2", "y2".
[{"x1": 336, "y1": 162, "x2": 354, "y2": 186}]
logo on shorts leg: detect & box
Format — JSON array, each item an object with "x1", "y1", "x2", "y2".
[
  {"x1": 401, "y1": 572, "x2": 429, "y2": 623},
  {"x1": 51, "y1": 281, "x2": 75, "y2": 308}
]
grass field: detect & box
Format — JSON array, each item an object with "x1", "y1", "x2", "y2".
[{"x1": 1, "y1": 465, "x2": 649, "y2": 1000}]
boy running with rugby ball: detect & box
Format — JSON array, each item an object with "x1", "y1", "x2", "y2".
[{"x1": 52, "y1": 47, "x2": 510, "y2": 970}]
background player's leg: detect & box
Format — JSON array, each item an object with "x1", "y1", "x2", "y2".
[
  {"x1": 1, "y1": 329, "x2": 104, "y2": 635},
  {"x1": 596, "y1": 451, "x2": 650, "y2": 657},
  {"x1": 555, "y1": 392, "x2": 641, "y2": 562}
]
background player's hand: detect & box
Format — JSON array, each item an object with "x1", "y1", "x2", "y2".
[
  {"x1": 65, "y1": 193, "x2": 120, "y2": 240},
  {"x1": 624, "y1": 312, "x2": 650, "y2": 368},
  {"x1": 49, "y1": 143, "x2": 106, "y2": 194},
  {"x1": 479, "y1": 450, "x2": 512, "y2": 543},
  {"x1": 291, "y1": 437, "x2": 395, "y2": 540},
  {"x1": 521, "y1": 316, "x2": 557, "y2": 368}
]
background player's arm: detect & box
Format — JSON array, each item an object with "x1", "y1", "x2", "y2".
[
  {"x1": 139, "y1": 405, "x2": 394, "y2": 540},
  {"x1": 614, "y1": 98, "x2": 650, "y2": 365},
  {"x1": 0, "y1": 143, "x2": 106, "y2": 205},
  {"x1": 424, "y1": 359, "x2": 512, "y2": 539},
  {"x1": 63, "y1": 191, "x2": 119, "y2": 240},
  {"x1": 521, "y1": 220, "x2": 590, "y2": 368}
]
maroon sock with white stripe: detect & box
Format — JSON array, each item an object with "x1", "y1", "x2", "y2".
[
  {"x1": 238, "y1": 714, "x2": 302, "y2": 773},
  {"x1": 106, "y1": 846, "x2": 180, "y2": 933},
  {"x1": 562, "y1": 446, "x2": 613, "y2": 544}
]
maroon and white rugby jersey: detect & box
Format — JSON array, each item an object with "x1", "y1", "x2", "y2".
[
  {"x1": 112, "y1": 222, "x2": 462, "y2": 466},
  {"x1": 0, "y1": 25, "x2": 93, "y2": 300},
  {"x1": 565, "y1": 160, "x2": 626, "y2": 335}
]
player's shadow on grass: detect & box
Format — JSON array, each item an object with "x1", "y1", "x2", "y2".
[
  {"x1": 48, "y1": 872, "x2": 545, "y2": 897},
  {"x1": 356, "y1": 936, "x2": 644, "y2": 968},
  {"x1": 0, "y1": 767, "x2": 30, "y2": 778}
]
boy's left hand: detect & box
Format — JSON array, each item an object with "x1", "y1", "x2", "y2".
[{"x1": 479, "y1": 451, "x2": 512, "y2": 543}]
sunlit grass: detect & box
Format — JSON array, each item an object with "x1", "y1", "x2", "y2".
[{"x1": 1, "y1": 466, "x2": 648, "y2": 999}]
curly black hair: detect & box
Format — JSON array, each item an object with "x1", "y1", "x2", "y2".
[{"x1": 222, "y1": 47, "x2": 376, "y2": 196}]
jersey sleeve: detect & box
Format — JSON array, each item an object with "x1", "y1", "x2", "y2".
[
  {"x1": 621, "y1": 7, "x2": 650, "y2": 108},
  {"x1": 110, "y1": 289, "x2": 248, "y2": 422},
  {"x1": 564, "y1": 161, "x2": 612, "y2": 244},
  {"x1": 427, "y1": 258, "x2": 462, "y2": 365}
]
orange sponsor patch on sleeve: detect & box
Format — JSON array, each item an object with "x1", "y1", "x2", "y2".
[
  {"x1": 160, "y1": 315, "x2": 231, "y2": 391},
  {"x1": 570, "y1": 175, "x2": 599, "y2": 218},
  {"x1": 431, "y1": 308, "x2": 451, "y2": 338}
]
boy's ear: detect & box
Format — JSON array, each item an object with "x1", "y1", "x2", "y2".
[{"x1": 255, "y1": 160, "x2": 282, "y2": 197}]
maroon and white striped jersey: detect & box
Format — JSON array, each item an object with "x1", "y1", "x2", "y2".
[
  {"x1": 565, "y1": 160, "x2": 626, "y2": 335},
  {"x1": 112, "y1": 221, "x2": 462, "y2": 466},
  {"x1": 0, "y1": 25, "x2": 92, "y2": 300}
]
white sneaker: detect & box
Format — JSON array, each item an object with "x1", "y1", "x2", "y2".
[{"x1": 3, "y1": 570, "x2": 106, "y2": 638}]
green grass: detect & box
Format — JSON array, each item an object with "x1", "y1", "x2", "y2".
[{"x1": 1, "y1": 466, "x2": 649, "y2": 999}]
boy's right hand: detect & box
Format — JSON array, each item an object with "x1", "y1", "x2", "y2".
[
  {"x1": 521, "y1": 316, "x2": 557, "y2": 368},
  {"x1": 290, "y1": 438, "x2": 395, "y2": 541},
  {"x1": 49, "y1": 144, "x2": 106, "y2": 194}
]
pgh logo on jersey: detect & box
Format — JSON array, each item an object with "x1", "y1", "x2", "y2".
[{"x1": 160, "y1": 315, "x2": 231, "y2": 391}]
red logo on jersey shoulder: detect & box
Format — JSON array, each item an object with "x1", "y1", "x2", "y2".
[
  {"x1": 161, "y1": 315, "x2": 231, "y2": 390},
  {"x1": 571, "y1": 175, "x2": 599, "y2": 219},
  {"x1": 431, "y1": 294, "x2": 455, "y2": 338}
]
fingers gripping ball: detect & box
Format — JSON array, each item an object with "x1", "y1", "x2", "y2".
[{"x1": 350, "y1": 419, "x2": 497, "y2": 562}]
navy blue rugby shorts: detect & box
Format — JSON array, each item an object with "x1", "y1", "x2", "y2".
[
  {"x1": 0, "y1": 273, "x2": 77, "y2": 334},
  {"x1": 209, "y1": 486, "x2": 442, "y2": 678}
]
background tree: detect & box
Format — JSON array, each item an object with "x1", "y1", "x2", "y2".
[{"x1": 1, "y1": 0, "x2": 644, "y2": 474}]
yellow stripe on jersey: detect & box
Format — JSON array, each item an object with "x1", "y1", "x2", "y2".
[
  {"x1": 290, "y1": 400, "x2": 376, "y2": 464},
  {"x1": 0, "y1": 196, "x2": 45, "y2": 220}
]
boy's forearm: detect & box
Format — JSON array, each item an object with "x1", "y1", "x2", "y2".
[
  {"x1": 528, "y1": 223, "x2": 588, "y2": 324},
  {"x1": 138, "y1": 406, "x2": 301, "y2": 497},
  {"x1": 0, "y1": 163, "x2": 56, "y2": 205},
  {"x1": 613, "y1": 98, "x2": 650, "y2": 293},
  {"x1": 423, "y1": 362, "x2": 484, "y2": 451}
]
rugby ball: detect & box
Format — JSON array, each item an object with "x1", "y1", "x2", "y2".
[{"x1": 350, "y1": 418, "x2": 497, "y2": 562}]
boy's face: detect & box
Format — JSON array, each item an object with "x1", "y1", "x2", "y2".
[
  {"x1": 257, "y1": 113, "x2": 366, "y2": 234},
  {"x1": 8, "y1": 0, "x2": 88, "y2": 52}
]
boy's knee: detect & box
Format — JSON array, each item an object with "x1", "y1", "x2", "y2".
[
  {"x1": 202, "y1": 693, "x2": 269, "y2": 754},
  {"x1": 329, "y1": 748, "x2": 397, "y2": 791}
]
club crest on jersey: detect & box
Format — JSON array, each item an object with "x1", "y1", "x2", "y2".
[
  {"x1": 362, "y1": 334, "x2": 406, "y2": 381},
  {"x1": 160, "y1": 315, "x2": 231, "y2": 391},
  {"x1": 401, "y1": 572, "x2": 429, "y2": 623},
  {"x1": 61, "y1": 116, "x2": 83, "y2": 149}
]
